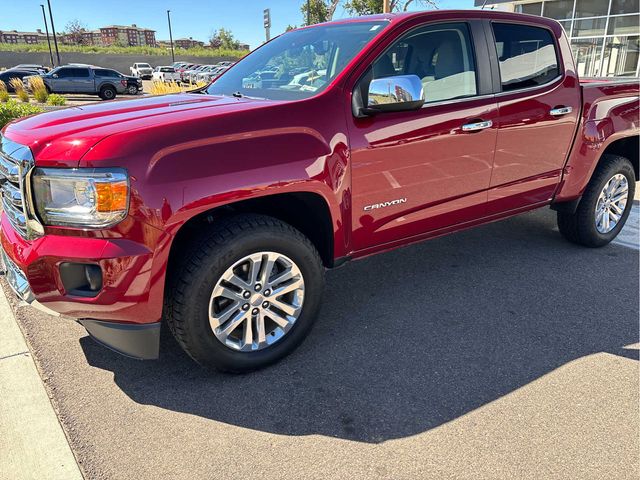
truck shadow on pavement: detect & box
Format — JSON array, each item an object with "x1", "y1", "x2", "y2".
[{"x1": 80, "y1": 209, "x2": 639, "y2": 443}]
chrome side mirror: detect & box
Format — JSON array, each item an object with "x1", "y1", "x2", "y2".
[{"x1": 365, "y1": 74, "x2": 424, "y2": 115}]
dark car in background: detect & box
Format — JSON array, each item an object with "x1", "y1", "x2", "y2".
[
  {"x1": 0, "y1": 70, "x2": 38, "y2": 91},
  {"x1": 13, "y1": 64, "x2": 49, "y2": 74},
  {"x1": 26, "y1": 65, "x2": 131, "y2": 100}
]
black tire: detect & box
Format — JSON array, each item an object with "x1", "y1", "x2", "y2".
[
  {"x1": 165, "y1": 214, "x2": 325, "y2": 373},
  {"x1": 99, "y1": 85, "x2": 116, "y2": 100},
  {"x1": 557, "y1": 154, "x2": 636, "y2": 247},
  {"x1": 126, "y1": 85, "x2": 138, "y2": 95}
]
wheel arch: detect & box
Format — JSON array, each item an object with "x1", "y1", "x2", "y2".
[
  {"x1": 599, "y1": 135, "x2": 639, "y2": 180},
  {"x1": 166, "y1": 191, "x2": 336, "y2": 279}
]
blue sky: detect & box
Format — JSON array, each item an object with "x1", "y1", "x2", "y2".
[{"x1": 3, "y1": 0, "x2": 475, "y2": 49}]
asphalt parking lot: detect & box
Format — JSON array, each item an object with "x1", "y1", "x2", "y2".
[{"x1": 5, "y1": 205, "x2": 638, "y2": 480}]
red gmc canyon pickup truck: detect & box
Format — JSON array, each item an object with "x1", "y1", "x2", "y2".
[{"x1": 1, "y1": 10, "x2": 638, "y2": 372}]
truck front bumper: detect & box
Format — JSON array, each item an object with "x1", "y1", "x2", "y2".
[{"x1": 0, "y1": 215, "x2": 162, "y2": 360}]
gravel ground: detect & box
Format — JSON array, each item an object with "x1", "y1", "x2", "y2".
[{"x1": 7, "y1": 207, "x2": 639, "y2": 480}]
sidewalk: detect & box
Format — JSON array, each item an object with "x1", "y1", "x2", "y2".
[{"x1": 0, "y1": 285, "x2": 83, "y2": 480}]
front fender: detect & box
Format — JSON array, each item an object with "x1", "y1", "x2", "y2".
[{"x1": 80, "y1": 92, "x2": 352, "y2": 321}]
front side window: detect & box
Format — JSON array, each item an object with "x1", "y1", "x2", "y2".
[
  {"x1": 492, "y1": 23, "x2": 560, "y2": 92},
  {"x1": 371, "y1": 22, "x2": 478, "y2": 103},
  {"x1": 206, "y1": 21, "x2": 388, "y2": 101},
  {"x1": 69, "y1": 68, "x2": 90, "y2": 78}
]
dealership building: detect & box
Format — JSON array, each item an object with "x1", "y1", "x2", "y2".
[{"x1": 475, "y1": 0, "x2": 640, "y2": 77}]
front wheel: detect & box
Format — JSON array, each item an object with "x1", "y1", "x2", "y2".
[
  {"x1": 126, "y1": 85, "x2": 138, "y2": 95},
  {"x1": 165, "y1": 214, "x2": 325, "y2": 373},
  {"x1": 557, "y1": 154, "x2": 635, "y2": 247}
]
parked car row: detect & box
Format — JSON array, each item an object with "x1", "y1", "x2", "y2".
[
  {"x1": 172, "y1": 61, "x2": 234, "y2": 84},
  {"x1": 0, "y1": 64, "x2": 51, "y2": 91}
]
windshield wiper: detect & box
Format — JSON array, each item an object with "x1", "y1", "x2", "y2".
[{"x1": 230, "y1": 91, "x2": 267, "y2": 100}]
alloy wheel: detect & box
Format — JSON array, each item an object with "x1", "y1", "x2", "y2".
[
  {"x1": 208, "y1": 252, "x2": 305, "y2": 351},
  {"x1": 595, "y1": 173, "x2": 629, "y2": 234}
]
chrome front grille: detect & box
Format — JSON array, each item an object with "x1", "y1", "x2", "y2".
[{"x1": 0, "y1": 132, "x2": 42, "y2": 239}]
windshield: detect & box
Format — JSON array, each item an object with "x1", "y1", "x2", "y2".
[
  {"x1": 206, "y1": 21, "x2": 387, "y2": 101},
  {"x1": 138, "y1": 63, "x2": 151, "y2": 68}
]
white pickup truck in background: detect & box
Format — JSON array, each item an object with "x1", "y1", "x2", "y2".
[
  {"x1": 152, "y1": 66, "x2": 181, "y2": 83},
  {"x1": 130, "y1": 63, "x2": 153, "y2": 79}
]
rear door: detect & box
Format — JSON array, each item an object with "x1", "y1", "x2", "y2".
[{"x1": 486, "y1": 21, "x2": 581, "y2": 213}]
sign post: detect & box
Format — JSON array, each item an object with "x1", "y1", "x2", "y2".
[{"x1": 264, "y1": 9, "x2": 271, "y2": 42}]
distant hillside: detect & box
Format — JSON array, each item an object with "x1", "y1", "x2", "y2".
[{"x1": 0, "y1": 42, "x2": 248, "y2": 59}]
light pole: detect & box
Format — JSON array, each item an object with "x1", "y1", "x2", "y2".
[
  {"x1": 167, "y1": 10, "x2": 175, "y2": 63},
  {"x1": 307, "y1": 0, "x2": 310, "y2": 25},
  {"x1": 40, "y1": 4, "x2": 54, "y2": 68},
  {"x1": 46, "y1": 0, "x2": 60, "y2": 66},
  {"x1": 383, "y1": 0, "x2": 391, "y2": 13}
]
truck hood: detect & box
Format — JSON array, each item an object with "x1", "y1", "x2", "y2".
[{"x1": 3, "y1": 93, "x2": 274, "y2": 166}]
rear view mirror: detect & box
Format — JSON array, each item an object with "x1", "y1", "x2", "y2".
[{"x1": 364, "y1": 74, "x2": 424, "y2": 115}]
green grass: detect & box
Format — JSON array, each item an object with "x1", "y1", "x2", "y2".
[
  {"x1": 46, "y1": 94, "x2": 66, "y2": 106},
  {"x1": 0, "y1": 100, "x2": 43, "y2": 128},
  {"x1": 0, "y1": 43, "x2": 247, "y2": 58}
]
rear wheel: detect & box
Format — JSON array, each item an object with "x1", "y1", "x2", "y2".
[
  {"x1": 557, "y1": 154, "x2": 635, "y2": 247},
  {"x1": 99, "y1": 85, "x2": 116, "y2": 100},
  {"x1": 165, "y1": 214, "x2": 325, "y2": 373},
  {"x1": 126, "y1": 85, "x2": 138, "y2": 95}
]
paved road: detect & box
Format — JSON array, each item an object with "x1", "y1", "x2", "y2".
[{"x1": 8, "y1": 207, "x2": 639, "y2": 480}]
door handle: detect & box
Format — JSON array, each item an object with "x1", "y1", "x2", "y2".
[
  {"x1": 462, "y1": 120, "x2": 493, "y2": 132},
  {"x1": 550, "y1": 106, "x2": 573, "y2": 116}
]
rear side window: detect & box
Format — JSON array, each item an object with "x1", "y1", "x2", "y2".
[
  {"x1": 492, "y1": 23, "x2": 559, "y2": 92},
  {"x1": 94, "y1": 69, "x2": 120, "y2": 78}
]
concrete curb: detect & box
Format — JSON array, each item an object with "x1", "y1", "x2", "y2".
[{"x1": 0, "y1": 283, "x2": 83, "y2": 480}]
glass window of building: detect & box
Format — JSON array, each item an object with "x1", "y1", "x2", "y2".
[
  {"x1": 608, "y1": 15, "x2": 640, "y2": 36},
  {"x1": 543, "y1": 0, "x2": 575, "y2": 19},
  {"x1": 571, "y1": 38, "x2": 604, "y2": 76},
  {"x1": 510, "y1": 0, "x2": 640, "y2": 77},
  {"x1": 611, "y1": 0, "x2": 640, "y2": 15},
  {"x1": 573, "y1": 17, "x2": 608, "y2": 37},
  {"x1": 574, "y1": 0, "x2": 609, "y2": 18},
  {"x1": 516, "y1": 2, "x2": 543, "y2": 14},
  {"x1": 602, "y1": 36, "x2": 640, "y2": 76}
]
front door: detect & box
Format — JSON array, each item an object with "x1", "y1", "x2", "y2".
[{"x1": 348, "y1": 21, "x2": 499, "y2": 251}]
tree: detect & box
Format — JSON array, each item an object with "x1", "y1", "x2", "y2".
[
  {"x1": 344, "y1": 0, "x2": 438, "y2": 15},
  {"x1": 301, "y1": 0, "x2": 341, "y2": 25},
  {"x1": 64, "y1": 19, "x2": 87, "y2": 45},
  {"x1": 209, "y1": 28, "x2": 239, "y2": 49}
]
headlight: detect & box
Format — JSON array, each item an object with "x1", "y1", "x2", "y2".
[{"x1": 32, "y1": 168, "x2": 129, "y2": 228}]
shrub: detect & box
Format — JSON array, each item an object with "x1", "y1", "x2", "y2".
[
  {"x1": 47, "y1": 94, "x2": 67, "y2": 106},
  {"x1": 0, "y1": 100, "x2": 43, "y2": 128},
  {"x1": 9, "y1": 78, "x2": 29, "y2": 103},
  {"x1": 149, "y1": 80, "x2": 208, "y2": 95},
  {"x1": 0, "y1": 80, "x2": 8, "y2": 103},
  {"x1": 30, "y1": 76, "x2": 49, "y2": 103},
  {"x1": 150, "y1": 81, "x2": 182, "y2": 95}
]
